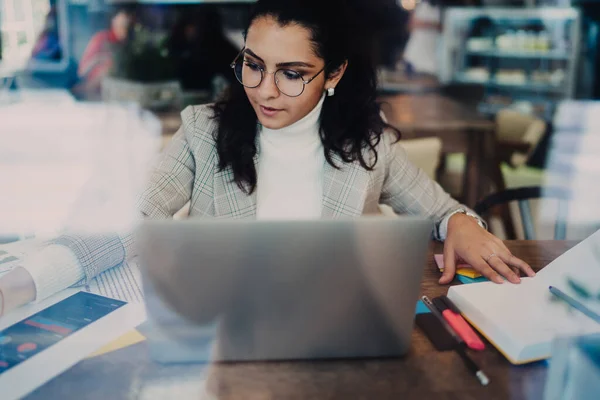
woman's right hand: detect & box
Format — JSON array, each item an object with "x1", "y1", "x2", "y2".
[{"x1": 0, "y1": 267, "x2": 36, "y2": 317}]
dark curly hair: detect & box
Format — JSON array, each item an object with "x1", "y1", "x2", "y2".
[{"x1": 210, "y1": 0, "x2": 400, "y2": 194}]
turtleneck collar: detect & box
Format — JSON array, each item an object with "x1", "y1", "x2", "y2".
[{"x1": 259, "y1": 94, "x2": 325, "y2": 146}]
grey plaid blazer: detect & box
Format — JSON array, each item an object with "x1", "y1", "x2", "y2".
[{"x1": 52, "y1": 104, "x2": 463, "y2": 283}]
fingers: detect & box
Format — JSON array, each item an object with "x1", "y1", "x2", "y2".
[
  {"x1": 492, "y1": 242, "x2": 536, "y2": 278},
  {"x1": 505, "y1": 253, "x2": 536, "y2": 277},
  {"x1": 481, "y1": 246, "x2": 535, "y2": 284},
  {"x1": 468, "y1": 256, "x2": 504, "y2": 284},
  {"x1": 487, "y1": 255, "x2": 520, "y2": 284},
  {"x1": 491, "y1": 239, "x2": 534, "y2": 277},
  {"x1": 439, "y1": 244, "x2": 457, "y2": 285},
  {"x1": 441, "y1": 225, "x2": 535, "y2": 286}
]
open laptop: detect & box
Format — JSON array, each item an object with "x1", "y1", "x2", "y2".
[{"x1": 137, "y1": 217, "x2": 433, "y2": 362}]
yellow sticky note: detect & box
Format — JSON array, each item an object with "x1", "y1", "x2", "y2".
[
  {"x1": 455, "y1": 268, "x2": 482, "y2": 279},
  {"x1": 87, "y1": 329, "x2": 146, "y2": 359}
]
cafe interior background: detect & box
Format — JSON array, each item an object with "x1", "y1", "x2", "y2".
[{"x1": 1, "y1": 0, "x2": 600, "y2": 241}]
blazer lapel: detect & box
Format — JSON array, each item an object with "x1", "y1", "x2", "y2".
[
  {"x1": 213, "y1": 153, "x2": 258, "y2": 219},
  {"x1": 322, "y1": 152, "x2": 370, "y2": 218}
]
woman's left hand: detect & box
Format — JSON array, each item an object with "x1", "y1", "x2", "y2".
[{"x1": 439, "y1": 213, "x2": 536, "y2": 285}]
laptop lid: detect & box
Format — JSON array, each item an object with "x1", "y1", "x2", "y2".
[{"x1": 138, "y1": 217, "x2": 433, "y2": 362}]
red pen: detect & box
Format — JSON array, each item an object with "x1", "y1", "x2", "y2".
[{"x1": 433, "y1": 296, "x2": 486, "y2": 351}]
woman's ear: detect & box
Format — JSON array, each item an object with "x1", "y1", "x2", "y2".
[{"x1": 325, "y1": 60, "x2": 349, "y2": 91}]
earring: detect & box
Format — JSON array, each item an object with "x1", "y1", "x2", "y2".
[{"x1": 326, "y1": 87, "x2": 335, "y2": 97}]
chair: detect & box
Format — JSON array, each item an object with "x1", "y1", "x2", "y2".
[
  {"x1": 474, "y1": 186, "x2": 571, "y2": 240},
  {"x1": 439, "y1": 109, "x2": 549, "y2": 238},
  {"x1": 398, "y1": 137, "x2": 443, "y2": 180},
  {"x1": 440, "y1": 108, "x2": 548, "y2": 197},
  {"x1": 494, "y1": 109, "x2": 547, "y2": 171},
  {"x1": 380, "y1": 108, "x2": 444, "y2": 179}
]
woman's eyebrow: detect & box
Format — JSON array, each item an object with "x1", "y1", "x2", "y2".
[{"x1": 245, "y1": 48, "x2": 316, "y2": 69}]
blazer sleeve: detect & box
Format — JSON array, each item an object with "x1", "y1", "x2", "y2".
[
  {"x1": 48, "y1": 106, "x2": 201, "y2": 284},
  {"x1": 378, "y1": 133, "x2": 469, "y2": 240}
]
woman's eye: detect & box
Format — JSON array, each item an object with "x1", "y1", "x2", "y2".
[
  {"x1": 244, "y1": 61, "x2": 262, "y2": 71},
  {"x1": 282, "y1": 70, "x2": 302, "y2": 80}
]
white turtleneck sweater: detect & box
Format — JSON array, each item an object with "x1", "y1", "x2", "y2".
[{"x1": 257, "y1": 95, "x2": 325, "y2": 220}]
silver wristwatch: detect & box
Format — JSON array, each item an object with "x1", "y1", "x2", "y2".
[{"x1": 449, "y1": 208, "x2": 486, "y2": 229}]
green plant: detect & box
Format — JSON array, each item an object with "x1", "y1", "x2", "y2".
[{"x1": 111, "y1": 24, "x2": 177, "y2": 83}]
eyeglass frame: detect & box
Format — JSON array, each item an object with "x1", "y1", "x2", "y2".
[{"x1": 230, "y1": 48, "x2": 327, "y2": 98}]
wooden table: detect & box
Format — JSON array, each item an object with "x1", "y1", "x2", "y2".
[
  {"x1": 379, "y1": 93, "x2": 496, "y2": 207},
  {"x1": 27, "y1": 240, "x2": 577, "y2": 400},
  {"x1": 377, "y1": 70, "x2": 441, "y2": 94}
]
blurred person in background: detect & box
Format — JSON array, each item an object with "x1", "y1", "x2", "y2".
[
  {"x1": 402, "y1": 0, "x2": 443, "y2": 76},
  {"x1": 73, "y1": 8, "x2": 133, "y2": 100},
  {"x1": 0, "y1": 0, "x2": 533, "y2": 317},
  {"x1": 402, "y1": 0, "x2": 475, "y2": 76}
]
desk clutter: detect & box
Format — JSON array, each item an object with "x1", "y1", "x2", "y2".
[
  {"x1": 0, "y1": 239, "x2": 146, "y2": 400},
  {"x1": 0, "y1": 235, "x2": 597, "y2": 398},
  {"x1": 444, "y1": 230, "x2": 600, "y2": 365}
]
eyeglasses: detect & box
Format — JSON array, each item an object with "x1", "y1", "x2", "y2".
[{"x1": 230, "y1": 48, "x2": 326, "y2": 97}]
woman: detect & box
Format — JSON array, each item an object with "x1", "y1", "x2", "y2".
[{"x1": 0, "y1": 0, "x2": 533, "y2": 316}]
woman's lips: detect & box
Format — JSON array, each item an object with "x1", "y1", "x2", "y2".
[{"x1": 260, "y1": 105, "x2": 282, "y2": 117}]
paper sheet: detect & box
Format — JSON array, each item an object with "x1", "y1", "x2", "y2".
[
  {"x1": 0, "y1": 240, "x2": 148, "y2": 359},
  {"x1": 0, "y1": 238, "x2": 43, "y2": 277},
  {"x1": 0, "y1": 250, "x2": 22, "y2": 276},
  {"x1": 84, "y1": 259, "x2": 144, "y2": 304},
  {"x1": 0, "y1": 239, "x2": 145, "y2": 305},
  {"x1": 536, "y1": 229, "x2": 600, "y2": 316},
  {"x1": 83, "y1": 259, "x2": 148, "y2": 358}
]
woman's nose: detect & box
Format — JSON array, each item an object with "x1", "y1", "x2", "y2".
[{"x1": 258, "y1": 72, "x2": 280, "y2": 99}]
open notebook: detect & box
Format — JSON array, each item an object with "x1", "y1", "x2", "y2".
[{"x1": 447, "y1": 230, "x2": 600, "y2": 365}]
